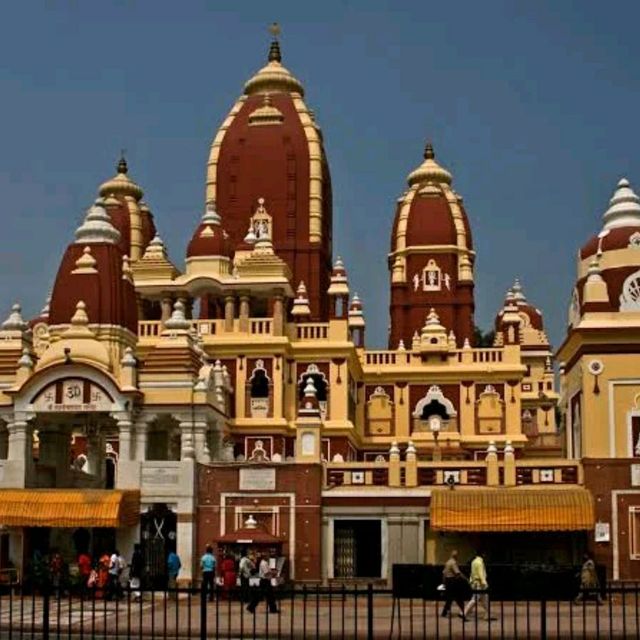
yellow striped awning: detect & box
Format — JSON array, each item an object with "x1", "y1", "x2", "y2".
[
  {"x1": 0, "y1": 489, "x2": 140, "y2": 528},
  {"x1": 430, "y1": 488, "x2": 594, "y2": 532}
]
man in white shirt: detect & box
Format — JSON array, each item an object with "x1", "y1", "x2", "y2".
[
  {"x1": 107, "y1": 549, "x2": 123, "y2": 600},
  {"x1": 246, "y1": 553, "x2": 279, "y2": 614},
  {"x1": 239, "y1": 550, "x2": 255, "y2": 603}
]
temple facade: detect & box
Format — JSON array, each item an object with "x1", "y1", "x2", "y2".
[{"x1": 0, "y1": 31, "x2": 621, "y2": 586}]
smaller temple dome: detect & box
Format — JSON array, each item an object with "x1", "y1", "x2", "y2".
[
  {"x1": 244, "y1": 29, "x2": 304, "y2": 96},
  {"x1": 186, "y1": 202, "x2": 232, "y2": 258},
  {"x1": 98, "y1": 156, "x2": 144, "y2": 201},
  {"x1": 495, "y1": 279, "x2": 544, "y2": 332},
  {"x1": 407, "y1": 143, "x2": 453, "y2": 187}
]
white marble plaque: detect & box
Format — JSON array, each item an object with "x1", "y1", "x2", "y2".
[
  {"x1": 239, "y1": 467, "x2": 276, "y2": 491},
  {"x1": 301, "y1": 432, "x2": 315, "y2": 455},
  {"x1": 632, "y1": 464, "x2": 640, "y2": 487},
  {"x1": 142, "y1": 467, "x2": 180, "y2": 486}
]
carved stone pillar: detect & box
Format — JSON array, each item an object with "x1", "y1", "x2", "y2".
[
  {"x1": 192, "y1": 421, "x2": 211, "y2": 464},
  {"x1": 161, "y1": 297, "x2": 173, "y2": 323},
  {"x1": 224, "y1": 296, "x2": 235, "y2": 332},
  {"x1": 239, "y1": 295, "x2": 250, "y2": 332},
  {"x1": 273, "y1": 292, "x2": 284, "y2": 336},
  {"x1": 7, "y1": 421, "x2": 29, "y2": 461},
  {"x1": 134, "y1": 422, "x2": 148, "y2": 462},
  {"x1": 117, "y1": 418, "x2": 133, "y2": 462},
  {"x1": 179, "y1": 422, "x2": 195, "y2": 461}
]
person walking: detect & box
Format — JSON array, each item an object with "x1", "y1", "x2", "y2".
[
  {"x1": 239, "y1": 550, "x2": 255, "y2": 603},
  {"x1": 107, "y1": 549, "x2": 122, "y2": 600},
  {"x1": 129, "y1": 544, "x2": 144, "y2": 601},
  {"x1": 246, "y1": 552, "x2": 279, "y2": 614},
  {"x1": 463, "y1": 551, "x2": 496, "y2": 621},
  {"x1": 200, "y1": 546, "x2": 216, "y2": 602},
  {"x1": 574, "y1": 552, "x2": 603, "y2": 604},
  {"x1": 440, "y1": 550, "x2": 467, "y2": 620},
  {"x1": 167, "y1": 550, "x2": 182, "y2": 598}
]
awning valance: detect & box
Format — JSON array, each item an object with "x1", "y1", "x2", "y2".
[
  {"x1": 0, "y1": 489, "x2": 140, "y2": 528},
  {"x1": 430, "y1": 487, "x2": 594, "y2": 532}
]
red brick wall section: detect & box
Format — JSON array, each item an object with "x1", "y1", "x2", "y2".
[
  {"x1": 196, "y1": 463, "x2": 323, "y2": 583},
  {"x1": 583, "y1": 458, "x2": 640, "y2": 580}
]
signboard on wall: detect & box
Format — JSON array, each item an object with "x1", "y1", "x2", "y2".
[
  {"x1": 595, "y1": 521, "x2": 610, "y2": 543},
  {"x1": 631, "y1": 464, "x2": 640, "y2": 487},
  {"x1": 239, "y1": 467, "x2": 276, "y2": 491}
]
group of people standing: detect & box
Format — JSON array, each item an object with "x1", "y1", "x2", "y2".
[{"x1": 199, "y1": 546, "x2": 279, "y2": 613}]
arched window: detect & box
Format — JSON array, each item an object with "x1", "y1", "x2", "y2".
[
  {"x1": 411, "y1": 385, "x2": 457, "y2": 433},
  {"x1": 248, "y1": 360, "x2": 271, "y2": 417},
  {"x1": 298, "y1": 364, "x2": 329, "y2": 419}
]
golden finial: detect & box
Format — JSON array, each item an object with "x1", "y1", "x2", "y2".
[
  {"x1": 268, "y1": 23, "x2": 282, "y2": 62},
  {"x1": 117, "y1": 149, "x2": 128, "y2": 174},
  {"x1": 424, "y1": 142, "x2": 435, "y2": 160},
  {"x1": 269, "y1": 22, "x2": 281, "y2": 38}
]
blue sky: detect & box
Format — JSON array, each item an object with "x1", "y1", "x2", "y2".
[{"x1": 1, "y1": 1, "x2": 639, "y2": 349}]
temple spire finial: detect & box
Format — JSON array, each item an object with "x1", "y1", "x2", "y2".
[
  {"x1": 424, "y1": 142, "x2": 435, "y2": 160},
  {"x1": 268, "y1": 22, "x2": 282, "y2": 62},
  {"x1": 117, "y1": 149, "x2": 128, "y2": 175}
]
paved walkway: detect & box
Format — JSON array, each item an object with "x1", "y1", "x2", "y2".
[{"x1": 0, "y1": 592, "x2": 637, "y2": 638}]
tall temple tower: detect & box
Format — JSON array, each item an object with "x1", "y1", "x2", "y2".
[
  {"x1": 388, "y1": 144, "x2": 475, "y2": 348},
  {"x1": 205, "y1": 25, "x2": 333, "y2": 320}
]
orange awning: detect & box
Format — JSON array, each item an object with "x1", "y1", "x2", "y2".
[
  {"x1": 0, "y1": 489, "x2": 140, "y2": 528},
  {"x1": 430, "y1": 487, "x2": 594, "y2": 532}
]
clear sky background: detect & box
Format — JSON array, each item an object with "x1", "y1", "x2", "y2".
[{"x1": 1, "y1": 1, "x2": 639, "y2": 349}]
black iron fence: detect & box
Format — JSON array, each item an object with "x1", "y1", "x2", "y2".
[{"x1": 0, "y1": 583, "x2": 639, "y2": 639}]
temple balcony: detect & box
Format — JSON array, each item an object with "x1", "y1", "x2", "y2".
[{"x1": 323, "y1": 457, "x2": 583, "y2": 490}]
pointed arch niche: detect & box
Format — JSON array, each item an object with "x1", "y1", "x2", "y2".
[
  {"x1": 298, "y1": 364, "x2": 329, "y2": 420},
  {"x1": 246, "y1": 359, "x2": 273, "y2": 418},
  {"x1": 411, "y1": 385, "x2": 458, "y2": 434}
]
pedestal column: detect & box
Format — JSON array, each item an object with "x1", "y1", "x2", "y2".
[
  {"x1": 224, "y1": 296, "x2": 235, "y2": 332},
  {"x1": 238, "y1": 295, "x2": 250, "y2": 332},
  {"x1": 117, "y1": 419, "x2": 133, "y2": 462},
  {"x1": 192, "y1": 421, "x2": 210, "y2": 463},
  {"x1": 7, "y1": 421, "x2": 29, "y2": 461},
  {"x1": 134, "y1": 422, "x2": 148, "y2": 462}
]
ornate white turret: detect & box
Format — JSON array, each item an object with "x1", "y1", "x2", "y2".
[
  {"x1": 511, "y1": 278, "x2": 526, "y2": 303},
  {"x1": 602, "y1": 178, "x2": 640, "y2": 230},
  {"x1": 419, "y1": 308, "x2": 449, "y2": 353},
  {"x1": 348, "y1": 293, "x2": 365, "y2": 326},
  {"x1": 75, "y1": 199, "x2": 121, "y2": 245},
  {"x1": 583, "y1": 256, "x2": 609, "y2": 305},
  {"x1": 2, "y1": 304, "x2": 27, "y2": 332},
  {"x1": 143, "y1": 235, "x2": 169, "y2": 260},
  {"x1": 201, "y1": 200, "x2": 222, "y2": 225},
  {"x1": 327, "y1": 256, "x2": 350, "y2": 296},
  {"x1": 291, "y1": 281, "x2": 312, "y2": 318}
]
